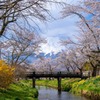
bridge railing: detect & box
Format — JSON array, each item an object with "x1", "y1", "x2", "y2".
[
  {"x1": 26, "y1": 71, "x2": 88, "y2": 79},
  {"x1": 26, "y1": 71, "x2": 81, "y2": 75}
]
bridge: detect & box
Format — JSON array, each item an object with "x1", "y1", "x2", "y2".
[{"x1": 26, "y1": 72, "x2": 88, "y2": 91}]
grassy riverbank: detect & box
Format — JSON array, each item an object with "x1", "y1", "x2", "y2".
[
  {"x1": 36, "y1": 76, "x2": 100, "y2": 100},
  {"x1": 0, "y1": 80, "x2": 38, "y2": 100}
]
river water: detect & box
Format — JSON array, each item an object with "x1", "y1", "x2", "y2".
[{"x1": 37, "y1": 86, "x2": 89, "y2": 100}]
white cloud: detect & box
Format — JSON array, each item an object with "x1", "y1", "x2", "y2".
[{"x1": 40, "y1": 37, "x2": 65, "y2": 54}]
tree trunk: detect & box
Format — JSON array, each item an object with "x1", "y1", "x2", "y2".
[
  {"x1": 92, "y1": 66, "x2": 97, "y2": 77},
  {"x1": 79, "y1": 69, "x2": 83, "y2": 79}
]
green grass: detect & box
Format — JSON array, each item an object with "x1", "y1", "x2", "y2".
[
  {"x1": 0, "y1": 80, "x2": 38, "y2": 100},
  {"x1": 71, "y1": 76, "x2": 100, "y2": 93},
  {"x1": 36, "y1": 79, "x2": 57, "y2": 89},
  {"x1": 70, "y1": 76, "x2": 100, "y2": 100}
]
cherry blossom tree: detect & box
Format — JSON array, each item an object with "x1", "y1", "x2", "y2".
[
  {"x1": 2, "y1": 29, "x2": 44, "y2": 66},
  {"x1": 61, "y1": 0, "x2": 100, "y2": 76}
]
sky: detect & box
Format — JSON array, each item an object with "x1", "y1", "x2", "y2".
[
  {"x1": 37, "y1": 0, "x2": 80, "y2": 54},
  {"x1": 0, "y1": 0, "x2": 80, "y2": 55}
]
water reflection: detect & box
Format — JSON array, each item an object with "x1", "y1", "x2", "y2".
[{"x1": 37, "y1": 86, "x2": 89, "y2": 100}]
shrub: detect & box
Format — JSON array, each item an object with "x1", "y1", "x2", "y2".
[
  {"x1": 0, "y1": 60, "x2": 15, "y2": 88},
  {"x1": 71, "y1": 80, "x2": 85, "y2": 94},
  {"x1": 62, "y1": 78, "x2": 81, "y2": 92}
]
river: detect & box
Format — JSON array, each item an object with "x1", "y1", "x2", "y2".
[{"x1": 37, "y1": 86, "x2": 89, "y2": 100}]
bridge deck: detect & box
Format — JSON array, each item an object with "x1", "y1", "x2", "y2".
[{"x1": 26, "y1": 73, "x2": 88, "y2": 79}]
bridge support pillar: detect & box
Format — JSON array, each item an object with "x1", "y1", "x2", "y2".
[
  {"x1": 57, "y1": 77, "x2": 61, "y2": 91},
  {"x1": 57, "y1": 72, "x2": 61, "y2": 92},
  {"x1": 32, "y1": 72, "x2": 36, "y2": 88}
]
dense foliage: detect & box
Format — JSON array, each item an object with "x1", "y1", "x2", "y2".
[
  {"x1": 71, "y1": 76, "x2": 100, "y2": 100},
  {"x1": 0, "y1": 60, "x2": 15, "y2": 88}
]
